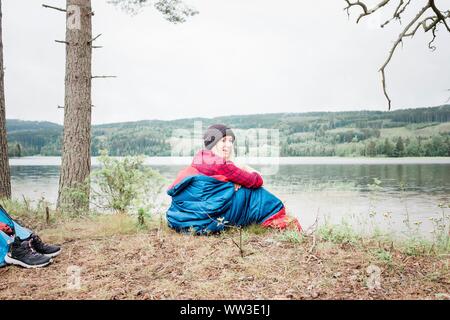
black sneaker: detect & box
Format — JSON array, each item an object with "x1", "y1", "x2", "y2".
[
  {"x1": 30, "y1": 234, "x2": 61, "y2": 258},
  {"x1": 4, "y1": 237, "x2": 52, "y2": 269}
]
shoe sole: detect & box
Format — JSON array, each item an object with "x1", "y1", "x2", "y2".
[
  {"x1": 44, "y1": 249, "x2": 62, "y2": 258},
  {"x1": 4, "y1": 255, "x2": 52, "y2": 269}
]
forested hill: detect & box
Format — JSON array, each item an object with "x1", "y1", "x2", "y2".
[{"x1": 6, "y1": 105, "x2": 450, "y2": 157}]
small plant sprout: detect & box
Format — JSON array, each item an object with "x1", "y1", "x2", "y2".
[
  {"x1": 278, "y1": 230, "x2": 305, "y2": 244},
  {"x1": 138, "y1": 208, "x2": 145, "y2": 226},
  {"x1": 373, "y1": 249, "x2": 393, "y2": 266}
]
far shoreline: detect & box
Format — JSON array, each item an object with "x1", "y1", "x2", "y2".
[{"x1": 8, "y1": 156, "x2": 450, "y2": 166}]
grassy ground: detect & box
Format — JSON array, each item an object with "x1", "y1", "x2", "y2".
[{"x1": 0, "y1": 211, "x2": 448, "y2": 300}]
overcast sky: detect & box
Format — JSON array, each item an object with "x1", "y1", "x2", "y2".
[{"x1": 3, "y1": 0, "x2": 450, "y2": 124}]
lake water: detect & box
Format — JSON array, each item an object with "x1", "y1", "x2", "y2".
[{"x1": 9, "y1": 156, "x2": 450, "y2": 239}]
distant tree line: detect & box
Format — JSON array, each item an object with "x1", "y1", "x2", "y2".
[
  {"x1": 284, "y1": 135, "x2": 450, "y2": 157},
  {"x1": 6, "y1": 105, "x2": 450, "y2": 158}
]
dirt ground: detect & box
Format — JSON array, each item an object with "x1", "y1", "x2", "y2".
[{"x1": 0, "y1": 215, "x2": 449, "y2": 300}]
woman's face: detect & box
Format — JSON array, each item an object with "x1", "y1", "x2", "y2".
[{"x1": 212, "y1": 135, "x2": 234, "y2": 160}]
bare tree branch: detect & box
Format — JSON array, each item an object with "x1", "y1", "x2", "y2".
[
  {"x1": 379, "y1": 4, "x2": 431, "y2": 110},
  {"x1": 344, "y1": 0, "x2": 390, "y2": 23},
  {"x1": 42, "y1": 4, "x2": 66, "y2": 13},
  {"x1": 381, "y1": 0, "x2": 411, "y2": 28},
  {"x1": 429, "y1": 0, "x2": 450, "y2": 32},
  {"x1": 88, "y1": 33, "x2": 102, "y2": 44},
  {"x1": 344, "y1": 0, "x2": 450, "y2": 110},
  {"x1": 91, "y1": 75, "x2": 117, "y2": 79}
]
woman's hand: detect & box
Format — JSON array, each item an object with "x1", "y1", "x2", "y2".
[{"x1": 234, "y1": 183, "x2": 241, "y2": 191}]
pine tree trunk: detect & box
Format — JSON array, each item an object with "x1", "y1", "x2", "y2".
[
  {"x1": 57, "y1": 0, "x2": 92, "y2": 210},
  {"x1": 0, "y1": 0, "x2": 11, "y2": 200}
]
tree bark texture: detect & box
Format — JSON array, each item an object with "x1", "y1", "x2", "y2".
[
  {"x1": 57, "y1": 0, "x2": 92, "y2": 210},
  {"x1": 0, "y1": 0, "x2": 11, "y2": 200}
]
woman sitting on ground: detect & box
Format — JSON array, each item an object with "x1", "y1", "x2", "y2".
[
  {"x1": 0, "y1": 205, "x2": 61, "y2": 269},
  {"x1": 166, "y1": 124, "x2": 301, "y2": 234}
]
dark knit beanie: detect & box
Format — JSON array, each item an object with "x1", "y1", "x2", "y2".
[{"x1": 203, "y1": 124, "x2": 235, "y2": 150}]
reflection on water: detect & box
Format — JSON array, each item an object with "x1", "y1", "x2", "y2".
[{"x1": 9, "y1": 157, "x2": 450, "y2": 238}]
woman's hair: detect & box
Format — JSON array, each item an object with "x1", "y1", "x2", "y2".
[{"x1": 203, "y1": 124, "x2": 235, "y2": 150}]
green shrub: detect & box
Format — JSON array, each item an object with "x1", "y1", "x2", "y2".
[
  {"x1": 318, "y1": 222, "x2": 360, "y2": 245},
  {"x1": 278, "y1": 230, "x2": 305, "y2": 244},
  {"x1": 90, "y1": 151, "x2": 167, "y2": 214},
  {"x1": 373, "y1": 249, "x2": 393, "y2": 265},
  {"x1": 401, "y1": 237, "x2": 432, "y2": 256}
]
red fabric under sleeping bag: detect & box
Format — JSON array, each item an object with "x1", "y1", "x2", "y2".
[{"x1": 0, "y1": 222, "x2": 13, "y2": 236}]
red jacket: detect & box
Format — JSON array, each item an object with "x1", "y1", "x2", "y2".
[{"x1": 191, "y1": 150, "x2": 263, "y2": 189}]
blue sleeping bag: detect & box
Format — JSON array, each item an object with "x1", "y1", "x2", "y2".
[
  {"x1": 0, "y1": 205, "x2": 32, "y2": 267},
  {"x1": 166, "y1": 174, "x2": 284, "y2": 234}
]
